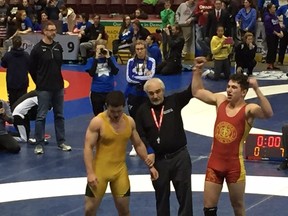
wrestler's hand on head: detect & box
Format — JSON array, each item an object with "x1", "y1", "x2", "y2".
[{"x1": 87, "y1": 173, "x2": 99, "y2": 188}]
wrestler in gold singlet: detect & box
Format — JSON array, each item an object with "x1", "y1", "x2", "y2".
[{"x1": 87, "y1": 112, "x2": 132, "y2": 198}]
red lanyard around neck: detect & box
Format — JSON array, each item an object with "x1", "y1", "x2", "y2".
[{"x1": 151, "y1": 106, "x2": 164, "y2": 131}]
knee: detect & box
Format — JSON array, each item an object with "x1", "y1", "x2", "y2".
[
  {"x1": 84, "y1": 203, "x2": 97, "y2": 216},
  {"x1": 231, "y1": 199, "x2": 244, "y2": 211}
]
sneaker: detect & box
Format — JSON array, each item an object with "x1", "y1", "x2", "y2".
[
  {"x1": 202, "y1": 69, "x2": 213, "y2": 78},
  {"x1": 129, "y1": 146, "x2": 137, "y2": 156},
  {"x1": 29, "y1": 138, "x2": 49, "y2": 145},
  {"x1": 34, "y1": 144, "x2": 44, "y2": 154},
  {"x1": 28, "y1": 138, "x2": 36, "y2": 144},
  {"x1": 58, "y1": 143, "x2": 72, "y2": 151}
]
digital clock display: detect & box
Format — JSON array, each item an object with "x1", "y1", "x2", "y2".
[{"x1": 245, "y1": 134, "x2": 285, "y2": 160}]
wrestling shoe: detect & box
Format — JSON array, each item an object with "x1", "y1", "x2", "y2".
[
  {"x1": 58, "y1": 143, "x2": 72, "y2": 151},
  {"x1": 34, "y1": 144, "x2": 44, "y2": 154},
  {"x1": 129, "y1": 146, "x2": 137, "y2": 156}
]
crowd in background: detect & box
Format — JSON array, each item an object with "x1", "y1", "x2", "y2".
[{"x1": 0, "y1": 0, "x2": 286, "y2": 149}]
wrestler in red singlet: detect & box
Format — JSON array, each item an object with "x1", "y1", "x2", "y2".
[{"x1": 206, "y1": 100, "x2": 252, "y2": 184}]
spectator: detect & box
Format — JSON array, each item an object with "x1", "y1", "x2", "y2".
[
  {"x1": 4, "y1": 0, "x2": 24, "y2": 55},
  {"x1": 258, "y1": 0, "x2": 279, "y2": 19},
  {"x1": 205, "y1": 0, "x2": 230, "y2": 60},
  {"x1": 45, "y1": 0, "x2": 60, "y2": 20},
  {"x1": 175, "y1": 0, "x2": 197, "y2": 58},
  {"x1": 276, "y1": 1, "x2": 288, "y2": 65},
  {"x1": 235, "y1": 32, "x2": 257, "y2": 76},
  {"x1": 264, "y1": 3, "x2": 283, "y2": 70},
  {"x1": 130, "y1": 19, "x2": 150, "y2": 55},
  {"x1": 0, "y1": 0, "x2": 8, "y2": 47},
  {"x1": 156, "y1": 24, "x2": 184, "y2": 75},
  {"x1": 112, "y1": 15, "x2": 133, "y2": 57},
  {"x1": 15, "y1": 10, "x2": 33, "y2": 35},
  {"x1": 193, "y1": 0, "x2": 214, "y2": 57},
  {"x1": 79, "y1": 14, "x2": 105, "y2": 65},
  {"x1": 130, "y1": 8, "x2": 148, "y2": 20},
  {"x1": 222, "y1": 0, "x2": 242, "y2": 42},
  {"x1": 192, "y1": 57, "x2": 273, "y2": 216},
  {"x1": 235, "y1": 0, "x2": 257, "y2": 37},
  {"x1": 0, "y1": 99, "x2": 21, "y2": 153},
  {"x1": 136, "y1": 77, "x2": 194, "y2": 215},
  {"x1": 73, "y1": 13, "x2": 92, "y2": 34},
  {"x1": 159, "y1": 0, "x2": 175, "y2": 60},
  {"x1": 22, "y1": 0, "x2": 33, "y2": 19},
  {"x1": 83, "y1": 90, "x2": 158, "y2": 215},
  {"x1": 206, "y1": 25, "x2": 233, "y2": 81},
  {"x1": 84, "y1": 39, "x2": 119, "y2": 116},
  {"x1": 125, "y1": 40, "x2": 155, "y2": 156},
  {"x1": 58, "y1": 5, "x2": 76, "y2": 33},
  {"x1": 29, "y1": 21, "x2": 71, "y2": 154},
  {"x1": 146, "y1": 34, "x2": 162, "y2": 66},
  {"x1": 32, "y1": 10, "x2": 48, "y2": 32},
  {"x1": 1, "y1": 35, "x2": 30, "y2": 108},
  {"x1": 31, "y1": 13, "x2": 41, "y2": 32},
  {"x1": 12, "y1": 90, "x2": 38, "y2": 143},
  {"x1": 32, "y1": 0, "x2": 46, "y2": 24}
]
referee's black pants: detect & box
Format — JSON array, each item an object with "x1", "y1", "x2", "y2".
[{"x1": 152, "y1": 147, "x2": 193, "y2": 216}]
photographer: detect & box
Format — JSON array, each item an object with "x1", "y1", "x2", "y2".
[
  {"x1": 156, "y1": 24, "x2": 184, "y2": 75},
  {"x1": 160, "y1": 0, "x2": 175, "y2": 60},
  {"x1": 0, "y1": 99, "x2": 20, "y2": 153},
  {"x1": 85, "y1": 39, "x2": 119, "y2": 116},
  {"x1": 125, "y1": 40, "x2": 155, "y2": 156}
]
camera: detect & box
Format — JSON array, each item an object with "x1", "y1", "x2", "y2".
[
  {"x1": 156, "y1": 29, "x2": 163, "y2": 34},
  {"x1": 100, "y1": 48, "x2": 107, "y2": 55},
  {"x1": 155, "y1": 26, "x2": 171, "y2": 34}
]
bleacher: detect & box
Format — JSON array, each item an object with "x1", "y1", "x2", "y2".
[{"x1": 63, "y1": 0, "x2": 183, "y2": 16}]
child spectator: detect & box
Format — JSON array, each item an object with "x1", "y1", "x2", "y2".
[{"x1": 206, "y1": 25, "x2": 233, "y2": 80}]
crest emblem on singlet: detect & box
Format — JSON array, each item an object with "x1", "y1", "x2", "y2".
[{"x1": 215, "y1": 121, "x2": 237, "y2": 144}]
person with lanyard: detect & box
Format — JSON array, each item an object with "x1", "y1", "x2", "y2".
[
  {"x1": 135, "y1": 77, "x2": 194, "y2": 215},
  {"x1": 125, "y1": 40, "x2": 155, "y2": 156}
]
